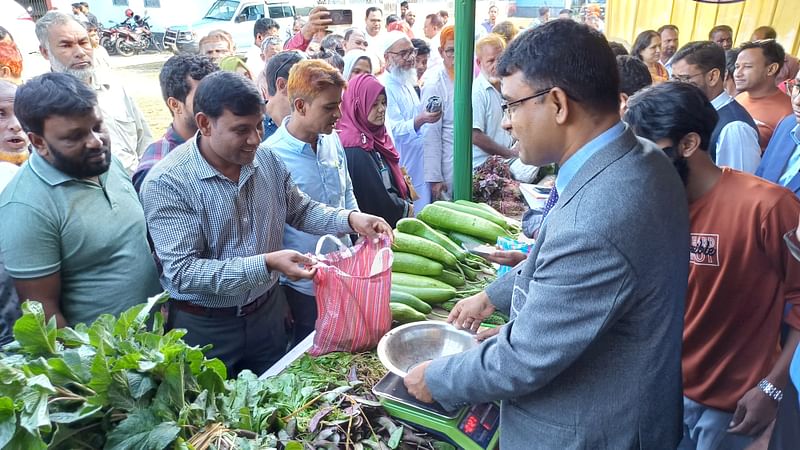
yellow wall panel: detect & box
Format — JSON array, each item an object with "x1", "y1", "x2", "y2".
[
  {"x1": 669, "y1": 0, "x2": 700, "y2": 41},
  {"x1": 711, "y1": 2, "x2": 744, "y2": 42},
  {"x1": 607, "y1": 0, "x2": 800, "y2": 57}
]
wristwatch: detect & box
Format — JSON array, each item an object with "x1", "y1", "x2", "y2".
[{"x1": 758, "y1": 379, "x2": 783, "y2": 402}]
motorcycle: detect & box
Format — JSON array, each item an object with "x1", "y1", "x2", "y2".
[
  {"x1": 98, "y1": 25, "x2": 121, "y2": 55},
  {"x1": 114, "y1": 14, "x2": 162, "y2": 57}
]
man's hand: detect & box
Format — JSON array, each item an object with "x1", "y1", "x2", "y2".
[
  {"x1": 476, "y1": 325, "x2": 502, "y2": 342},
  {"x1": 727, "y1": 385, "x2": 779, "y2": 436},
  {"x1": 265, "y1": 250, "x2": 316, "y2": 280},
  {"x1": 448, "y1": 291, "x2": 495, "y2": 333},
  {"x1": 484, "y1": 249, "x2": 527, "y2": 267},
  {"x1": 430, "y1": 182, "x2": 445, "y2": 201},
  {"x1": 301, "y1": 7, "x2": 332, "y2": 40},
  {"x1": 348, "y1": 212, "x2": 393, "y2": 240},
  {"x1": 404, "y1": 360, "x2": 434, "y2": 403},
  {"x1": 413, "y1": 109, "x2": 442, "y2": 130}
]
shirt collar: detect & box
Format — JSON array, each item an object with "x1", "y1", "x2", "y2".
[
  {"x1": 165, "y1": 125, "x2": 187, "y2": 146},
  {"x1": 710, "y1": 91, "x2": 734, "y2": 110},
  {"x1": 476, "y1": 72, "x2": 496, "y2": 92},
  {"x1": 791, "y1": 124, "x2": 800, "y2": 147},
  {"x1": 29, "y1": 150, "x2": 110, "y2": 186},
  {"x1": 556, "y1": 121, "x2": 626, "y2": 194},
  {"x1": 191, "y1": 133, "x2": 260, "y2": 182},
  {"x1": 273, "y1": 117, "x2": 317, "y2": 154},
  {"x1": 89, "y1": 75, "x2": 111, "y2": 91},
  {"x1": 29, "y1": 151, "x2": 73, "y2": 186}
]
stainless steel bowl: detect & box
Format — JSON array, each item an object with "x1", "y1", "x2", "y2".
[{"x1": 377, "y1": 321, "x2": 478, "y2": 377}]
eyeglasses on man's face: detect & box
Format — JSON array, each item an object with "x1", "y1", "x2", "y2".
[
  {"x1": 671, "y1": 71, "x2": 706, "y2": 84},
  {"x1": 443, "y1": 47, "x2": 455, "y2": 57},
  {"x1": 785, "y1": 79, "x2": 800, "y2": 98},
  {"x1": 388, "y1": 47, "x2": 417, "y2": 60},
  {"x1": 501, "y1": 88, "x2": 553, "y2": 118}
]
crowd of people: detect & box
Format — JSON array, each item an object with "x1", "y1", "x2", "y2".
[{"x1": 0, "y1": 3, "x2": 800, "y2": 449}]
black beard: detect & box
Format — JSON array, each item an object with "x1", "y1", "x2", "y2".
[
  {"x1": 49, "y1": 144, "x2": 111, "y2": 179},
  {"x1": 673, "y1": 156, "x2": 690, "y2": 186}
]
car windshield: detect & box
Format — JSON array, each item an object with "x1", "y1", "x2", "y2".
[{"x1": 203, "y1": 0, "x2": 240, "y2": 21}]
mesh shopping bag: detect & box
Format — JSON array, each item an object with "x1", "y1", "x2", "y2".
[{"x1": 309, "y1": 235, "x2": 394, "y2": 356}]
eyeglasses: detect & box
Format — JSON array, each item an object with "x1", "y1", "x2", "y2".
[
  {"x1": 443, "y1": 47, "x2": 455, "y2": 57},
  {"x1": 671, "y1": 72, "x2": 705, "y2": 83},
  {"x1": 261, "y1": 36, "x2": 282, "y2": 50},
  {"x1": 387, "y1": 47, "x2": 417, "y2": 60},
  {"x1": 271, "y1": 51, "x2": 307, "y2": 89},
  {"x1": 501, "y1": 88, "x2": 553, "y2": 118},
  {"x1": 351, "y1": 39, "x2": 368, "y2": 47},
  {"x1": 785, "y1": 79, "x2": 800, "y2": 98}
]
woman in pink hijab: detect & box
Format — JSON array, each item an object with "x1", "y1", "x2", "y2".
[{"x1": 339, "y1": 74, "x2": 414, "y2": 226}]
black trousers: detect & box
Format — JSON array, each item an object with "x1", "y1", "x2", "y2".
[
  {"x1": 282, "y1": 285, "x2": 317, "y2": 348},
  {"x1": 167, "y1": 287, "x2": 290, "y2": 378}
]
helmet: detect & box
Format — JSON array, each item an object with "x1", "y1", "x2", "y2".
[{"x1": 125, "y1": 9, "x2": 134, "y2": 17}]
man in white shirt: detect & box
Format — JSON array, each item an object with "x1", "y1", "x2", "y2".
[
  {"x1": 421, "y1": 25, "x2": 455, "y2": 200},
  {"x1": 472, "y1": 34, "x2": 515, "y2": 169},
  {"x1": 422, "y1": 13, "x2": 444, "y2": 82},
  {"x1": 383, "y1": 31, "x2": 441, "y2": 211},
  {"x1": 364, "y1": 7, "x2": 384, "y2": 50},
  {"x1": 658, "y1": 25, "x2": 679, "y2": 77},
  {"x1": 671, "y1": 41, "x2": 761, "y2": 173},
  {"x1": 246, "y1": 18, "x2": 280, "y2": 79},
  {"x1": 35, "y1": 11, "x2": 152, "y2": 174}
]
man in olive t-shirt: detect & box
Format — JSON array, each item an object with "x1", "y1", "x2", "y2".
[{"x1": 0, "y1": 73, "x2": 161, "y2": 327}]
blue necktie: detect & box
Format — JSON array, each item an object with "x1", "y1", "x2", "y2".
[{"x1": 541, "y1": 187, "x2": 559, "y2": 218}]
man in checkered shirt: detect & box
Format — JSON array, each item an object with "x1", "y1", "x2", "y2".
[{"x1": 140, "y1": 71, "x2": 392, "y2": 376}]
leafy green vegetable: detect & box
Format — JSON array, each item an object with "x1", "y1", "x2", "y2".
[{"x1": 0, "y1": 295, "x2": 434, "y2": 449}]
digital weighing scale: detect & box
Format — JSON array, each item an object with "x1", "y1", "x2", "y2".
[{"x1": 372, "y1": 372, "x2": 500, "y2": 450}]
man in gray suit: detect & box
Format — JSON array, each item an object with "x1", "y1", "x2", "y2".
[{"x1": 404, "y1": 20, "x2": 690, "y2": 448}]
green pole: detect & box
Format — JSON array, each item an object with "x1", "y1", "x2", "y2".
[{"x1": 452, "y1": 0, "x2": 475, "y2": 201}]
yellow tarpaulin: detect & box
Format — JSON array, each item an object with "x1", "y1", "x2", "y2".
[{"x1": 606, "y1": 0, "x2": 800, "y2": 56}]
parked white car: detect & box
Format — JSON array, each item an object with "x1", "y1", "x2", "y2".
[{"x1": 163, "y1": 0, "x2": 296, "y2": 55}]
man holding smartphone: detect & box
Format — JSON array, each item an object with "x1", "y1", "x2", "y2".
[{"x1": 383, "y1": 31, "x2": 442, "y2": 211}]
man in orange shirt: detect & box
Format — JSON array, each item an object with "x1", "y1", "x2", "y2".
[
  {"x1": 750, "y1": 26, "x2": 800, "y2": 87},
  {"x1": 735, "y1": 39, "x2": 793, "y2": 152},
  {"x1": 626, "y1": 82, "x2": 800, "y2": 450}
]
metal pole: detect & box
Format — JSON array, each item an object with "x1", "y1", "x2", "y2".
[{"x1": 452, "y1": 0, "x2": 475, "y2": 201}]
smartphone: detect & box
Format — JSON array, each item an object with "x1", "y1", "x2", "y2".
[
  {"x1": 328, "y1": 9, "x2": 353, "y2": 26},
  {"x1": 426, "y1": 96, "x2": 442, "y2": 113}
]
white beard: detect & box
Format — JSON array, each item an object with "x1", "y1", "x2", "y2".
[
  {"x1": 388, "y1": 66, "x2": 418, "y2": 89},
  {"x1": 50, "y1": 56, "x2": 95, "y2": 84}
]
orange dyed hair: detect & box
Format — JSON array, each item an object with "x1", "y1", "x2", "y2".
[
  {"x1": 286, "y1": 59, "x2": 346, "y2": 104},
  {"x1": 440, "y1": 24, "x2": 455, "y2": 49},
  {"x1": 0, "y1": 41, "x2": 23, "y2": 80}
]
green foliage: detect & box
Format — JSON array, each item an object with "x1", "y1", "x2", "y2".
[{"x1": 0, "y1": 294, "x2": 421, "y2": 449}]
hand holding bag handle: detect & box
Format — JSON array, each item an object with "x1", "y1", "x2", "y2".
[{"x1": 314, "y1": 234, "x2": 394, "y2": 275}]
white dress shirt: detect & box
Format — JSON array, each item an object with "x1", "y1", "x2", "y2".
[{"x1": 711, "y1": 92, "x2": 761, "y2": 174}]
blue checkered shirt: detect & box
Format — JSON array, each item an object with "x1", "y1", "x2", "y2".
[{"x1": 139, "y1": 133, "x2": 354, "y2": 308}]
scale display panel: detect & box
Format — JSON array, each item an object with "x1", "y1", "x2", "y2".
[{"x1": 373, "y1": 373, "x2": 500, "y2": 450}]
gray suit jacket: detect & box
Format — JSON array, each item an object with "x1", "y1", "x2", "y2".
[{"x1": 426, "y1": 127, "x2": 689, "y2": 449}]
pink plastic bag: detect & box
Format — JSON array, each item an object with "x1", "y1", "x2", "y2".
[{"x1": 309, "y1": 235, "x2": 393, "y2": 356}]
